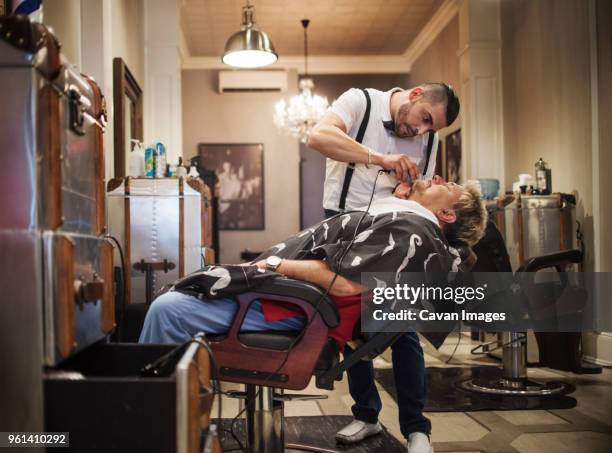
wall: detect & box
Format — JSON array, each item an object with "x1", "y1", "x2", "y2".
[
  {"x1": 43, "y1": 0, "x2": 82, "y2": 68},
  {"x1": 594, "y1": 0, "x2": 612, "y2": 274},
  {"x1": 182, "y1": 70, "x2": 300, "y2": 263},
  {"x1": 298, "y1": 73, "x2": 410, "y2": 228},
  {"x1": 143, "y1": 0, "x2": 182, "y2": 166},
  {"x1": 501, "y1": 0, "x2": 594, "y2": 269},
  {"x1": 409, "y1": 15, "x2": 461, "y2": 141},
  {"x1": 111, "y1": 0, "x2": 144, "y2": 87},
  {"x1": 43, "y1": 0, "x2": 144, "y2": 86}
]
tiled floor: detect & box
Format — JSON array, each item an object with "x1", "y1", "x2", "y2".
[{"x1": 212, "y1": 334, "x2": 612, "y2": 453}]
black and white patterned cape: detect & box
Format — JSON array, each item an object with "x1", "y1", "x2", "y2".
[{"x1": 170, "y1": 210, "x2": 462, "y2": 347}]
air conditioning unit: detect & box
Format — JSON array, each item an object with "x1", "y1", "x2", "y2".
[{"x1": 218, "y1": 70, "x2": 288, "y2": 93}]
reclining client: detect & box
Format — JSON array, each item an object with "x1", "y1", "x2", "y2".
[{"x1": 139, "y1": 178, "x2": 486, "y2": 351}]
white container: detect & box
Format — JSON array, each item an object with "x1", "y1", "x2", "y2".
[{"x1": 128, "y1": 140, "x2": 145, "y2": 177}]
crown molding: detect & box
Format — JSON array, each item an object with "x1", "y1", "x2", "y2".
[
  {"x1": 178, "y1": 24, "x2": 191, "y2": 62},
  {"x1": 403, "y1": 0, "x2": 458, "y2": 65},
  {"x1": 182, "y1": 55, "x2": 412, "y2": 74}
]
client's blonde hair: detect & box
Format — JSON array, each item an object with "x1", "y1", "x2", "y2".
[{"x1": 445, "y1": 182, "x2": 488, "y2": 247}]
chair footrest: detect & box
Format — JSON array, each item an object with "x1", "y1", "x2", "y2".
[
  {"x1": 277, "y1": 393, "x2": 328, "y2": 402},
  {"x1": 224, "y1": 390, "x2": 247, "y2": 400},
  {"x1": 224, "y1": 390, "x2": 328, "y2": 402}
]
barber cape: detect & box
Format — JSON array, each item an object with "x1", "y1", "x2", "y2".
[{"x1": 171, "y1": 211, "x2": 462, "y2": 347}]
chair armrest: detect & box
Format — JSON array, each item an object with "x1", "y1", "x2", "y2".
[
  {"x1": 208, "y1": 277, "x2": 338, "y2": 390},
  {"x1": 254, "y1": 277, "x2": 340, "y2": 328},
  {"x1": 517, "y1": 249, "x2": 582, "y2": 273}
]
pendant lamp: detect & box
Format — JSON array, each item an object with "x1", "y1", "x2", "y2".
[{"x1": 222, "y1": 0, "x2": 277, "y2": 69}]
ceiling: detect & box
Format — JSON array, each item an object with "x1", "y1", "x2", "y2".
[{"x1": 180, "y1": 0, "x2": 445, "y2": 58}]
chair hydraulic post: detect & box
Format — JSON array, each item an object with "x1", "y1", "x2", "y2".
[{"x1": 458, "y1": 249, "x2": 583, "y2": 396}]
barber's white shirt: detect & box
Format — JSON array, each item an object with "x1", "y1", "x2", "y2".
[
  {"x1": 365, "y1": 197, "x2": 440, "y2": 227},
  {"x1": 323, "y1": 87, "x2": 439, "y2": 211}
]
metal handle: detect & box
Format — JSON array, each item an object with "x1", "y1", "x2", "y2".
[
  {"x1": 133, "y1": 259, "x2": 177, "y2": 304},
  {"x1": 68, "y1": 88, "x2": 86, "y2": 136},
  {"x1": 74, "y1": 273, "x2": 105, "y2": 310}
]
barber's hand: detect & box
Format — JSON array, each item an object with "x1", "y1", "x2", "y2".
[
  {"x1": 379, "y1": 154, "x2": 420, "y2": 182},
  {"x1": 393, "y1": 182, "x2": 412, "y2": 199}
]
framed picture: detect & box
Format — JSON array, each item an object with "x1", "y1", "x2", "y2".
[
  {"x1": 197, "y1": 143, "x2": 264, "y2": 230},
  {"x1": 445, "y1": 129, "x2": 461, "y2": 184}
]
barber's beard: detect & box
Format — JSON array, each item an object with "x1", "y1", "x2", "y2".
[
  {"x1": 410, "y1": 181, "x2": 428, "y2": 195},
  {"x1": 395, "y1": 104, "x2": 416, "y2": 138}
]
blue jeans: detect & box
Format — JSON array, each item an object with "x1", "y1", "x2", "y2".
[
  {"x1": 139, "y1": 291, "x2": 305, "y2": 344},
  {"x1": 324, "y1": 208, "x2": 431, "y2": 437}
]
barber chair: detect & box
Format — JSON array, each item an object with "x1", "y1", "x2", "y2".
[
  {"x1": 457, "y1": 219, "x2": 584, "y2": 396},
  {"x1": 206, "y1": 277, "x2": 400, "y2": 453}
]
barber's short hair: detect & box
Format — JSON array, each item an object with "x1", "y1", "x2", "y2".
[
  {"x1": 445, "y1": 182, "x2": 487, "y2": 247},
  {"x1": 419, "y1": 83, "x2": 460, "y2": 127}
]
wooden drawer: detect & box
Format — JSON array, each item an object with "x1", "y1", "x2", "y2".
[
  {"x1": 43, "y1": 233, "x2": 115, "y2": 365},
  {"x1": 44, "y1": 342, "x2": 218, "y2": 453}
]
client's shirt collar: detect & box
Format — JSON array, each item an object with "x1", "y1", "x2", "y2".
[{"x1": 364, "y1": 197, "x2": 440, "y2": 226}]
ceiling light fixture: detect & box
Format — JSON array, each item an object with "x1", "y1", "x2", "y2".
[
  {"x1": 273, "y1": 19, "x2": 329, "y2": 144},
  {"x1": 222, "y1": 0, "x2": 278, "y2": 69}
]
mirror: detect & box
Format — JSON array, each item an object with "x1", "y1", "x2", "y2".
[{"x1": 113, "y1": 58, "x2": 142, "y2": 177}]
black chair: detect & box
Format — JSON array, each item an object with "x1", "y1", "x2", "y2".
[{"x1": 459, "y1": 220, "x2": 585, "y2": 396}]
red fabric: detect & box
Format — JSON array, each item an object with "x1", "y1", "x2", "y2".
[{"x1": 261, "y1": 292, "x2": 368, "y2": 350}]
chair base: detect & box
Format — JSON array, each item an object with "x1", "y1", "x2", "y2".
[
  {"x1": 285, "y1": 443, "x2": 338, "y2": 453},
  {"x1": 458, "y1": 377, "x2": 571, "y2": 396},
  {"x1": 242, "y1": 384, "x2": 339, "y2": 453}
]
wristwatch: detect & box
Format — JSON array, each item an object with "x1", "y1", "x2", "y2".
[{"x1": 265, "y1": 255, "x2": 282, "y2": 272}]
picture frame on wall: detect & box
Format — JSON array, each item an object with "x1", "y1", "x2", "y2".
[
  {"x1": 445, "y1": 129, "x2": 462, "y2": 184},
  {"x1": 197, "y1": 143, "x2": 265, "y2": 230}
]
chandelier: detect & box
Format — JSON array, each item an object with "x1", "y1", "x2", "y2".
[{"x1": 273, "y1": 19, "x2": 329, "y2": 144}]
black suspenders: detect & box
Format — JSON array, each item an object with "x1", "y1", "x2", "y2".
[
  {"x1": 337, "y1": 89, "x2": 437, "y2": 211},
  {"x1": 338, "y1": 88, "x2": 371, "y2": 211},
  {"x1": 422, "y1": 131, "x2": 435, "y2": 176}
]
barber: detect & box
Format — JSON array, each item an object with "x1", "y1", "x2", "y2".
[{"x1": 307, "y1": 82, "x2": 460, "y2": 453}]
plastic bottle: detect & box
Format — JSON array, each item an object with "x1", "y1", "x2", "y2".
[
  {"x1": 155, "y1": 142, "x2": 166, "y2": 178},
  {"x1": 128, "y1": 140, "x2": 145, "y2": 177},
  {"x1": 166, "y1": 163, "x2": 177, "y2": 177},
  {"x1": 144, "y1": 145, "x2": 155, "y2": 177}
]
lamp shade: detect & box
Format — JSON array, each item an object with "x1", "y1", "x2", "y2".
[{"x1": 222, "y1": 28, "x2": 277, "y2": 68}]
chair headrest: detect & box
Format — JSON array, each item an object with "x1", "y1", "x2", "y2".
[{"x1": 449, "y1": 241, "x2": 478, "y2": 272}]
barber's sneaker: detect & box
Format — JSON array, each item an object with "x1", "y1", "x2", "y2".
[
  {"x1": 407, "y1": 432, "x2": 433, "y2": 453},
  {"x1": 335, "y1": 419, "x2": 382, "y2": 444}
]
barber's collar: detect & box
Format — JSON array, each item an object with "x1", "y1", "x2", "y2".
[{"x1": 366, "y1": 197, "x2": 440, "y2": 226}]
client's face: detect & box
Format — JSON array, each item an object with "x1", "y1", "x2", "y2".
[
  {"x1": 410, "y1": 178, "x2": 464, "y2": 213},
  {"x1": 393, "y1": 175, "x2": 445, "y2": 200}
]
